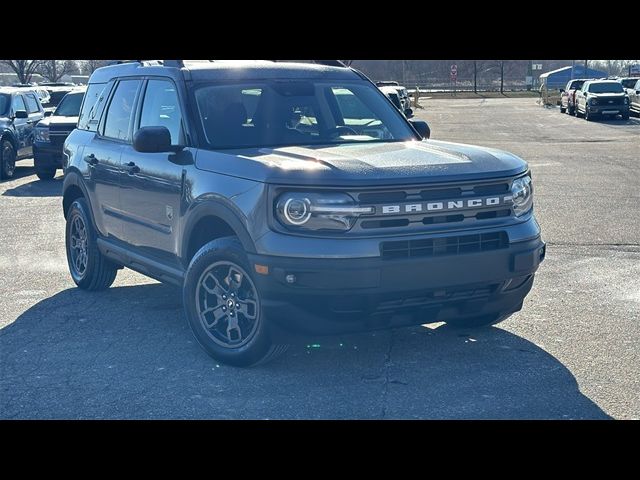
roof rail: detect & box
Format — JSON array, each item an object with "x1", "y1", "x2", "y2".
[{"x1": 268, "y1": 60, "x2": 348, "y2": 68}]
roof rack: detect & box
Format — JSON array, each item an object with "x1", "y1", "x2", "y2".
[{"x1": 268, "y1": 60, "x2": 348, "y2": 68}]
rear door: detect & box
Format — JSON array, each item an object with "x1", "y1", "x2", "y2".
[
  {"x1": 10, "y1": 94, "x2": 30, "y2": 157},
  {"x1": 23, "y1": 92, "x2": 44, "y2": 156},
  {"x1": 83, "y1": 79, "x2": 142, "y2": 241}
]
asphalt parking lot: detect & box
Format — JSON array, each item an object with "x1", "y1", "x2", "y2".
[{"x1": 1, "y1": 97, "x2": 638, "y2": 419}]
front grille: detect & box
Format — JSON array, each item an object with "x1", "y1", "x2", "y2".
[
  {"x1": 596, "y1": 96, "x2": 624, "y2": 106},
  {"x1": 350, "y1": 178, "x2": 515, "y2": 234},
  {"x1": 381, "y1": 231, "x2": 508, "y2": 259}
]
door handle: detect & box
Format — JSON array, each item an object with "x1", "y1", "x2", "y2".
[
  {"x1": 84, "y1": 154, "x2": 99, "y2": 166},
  {"x1": 125, "y1": 162, "x2": 140, "y2": 175}
]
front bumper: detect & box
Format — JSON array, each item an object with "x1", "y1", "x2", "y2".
[
  {"x1": 588, "y1": 105, "x2": 629, "y2": 115},
  {"x1": 248, "y1": 235, "x2": 545, "y2": 336},
  {"x1": 33, "y1": 142, "x2": 63, "y2": 168}
]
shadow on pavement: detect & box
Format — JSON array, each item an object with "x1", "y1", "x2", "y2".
[
  {"x1": 2, "y1": 176, "x2": 63, "y2": 197},
  {"x1": 0, "y1": 164, "x2": 37, "y2": 184},
  {"x1": 0, "y1": 283, "x2": 610, "y2": 419}
]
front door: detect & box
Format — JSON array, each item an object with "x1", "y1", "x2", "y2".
[{"x1": 119, "y1": 78, "x2": 187, "y2": 267}]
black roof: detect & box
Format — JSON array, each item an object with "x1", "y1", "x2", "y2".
[{"x1": 88, "y1": 60, "x2": 360, "y2": 84}]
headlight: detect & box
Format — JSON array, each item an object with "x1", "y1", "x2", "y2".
[
  {"x1": 275, "y1": 192, "x2": 373, "y2": 232},
  {"x1": 35, "y1": 127, "x2": 50, "y2": 142},
  {"x1": 511, "y1": 175, "x2": 533, "y2": 217},
  {"x1": 589, "y1": 98, "x2": 598, "y2": 106}
]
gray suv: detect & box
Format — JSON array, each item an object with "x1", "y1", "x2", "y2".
[{"x1": 62, "y1": 60, "x2": 545, "y2": 366}]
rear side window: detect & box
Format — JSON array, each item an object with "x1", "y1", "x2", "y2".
[
  {"x1": 25, "y1": 94, "x2": 40, "y2": 113},
  {"x1": 78, "y1": 83, "x2": 112, "y2": 131},
  {"x1": 103, "y1": 80, "x2": 141, "y2": 141}
]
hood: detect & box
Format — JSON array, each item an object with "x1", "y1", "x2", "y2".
[
  {"x1": 194, "y1": 140, "x2": 528, "y2": 186},
  {"x1": 36, "y1": 115, "x2": 79, "y2": 128},
  {"x1": 590, "y1": 92, "x2": 627, "y2": 97}
]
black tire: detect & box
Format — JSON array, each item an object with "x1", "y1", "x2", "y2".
[
  {"x1": 568, "y1": 105, "x2": 575, "y2": 115},
  {"x1": 445, "y1": 313, "x2": 507, "y2": 329},
  {"x1": 575, "y1": 105, "x2": 583, "y2": 118},
  {"x1": 584, "y1": 107, "x2": 592, "y2": 121},
  {"x1": 622, "y1": 112, "x2": 629, "y2": 121},
  {"x1": 65, "y1": 197, "x2": 118, "y2": 290},
  {"x1": 35, "y1": 166, "x2": 56, "y2": 180},
  {"x1": 0, "y1": 140, "x2": 16, "y2": 180},
  {"x1": 183, "y1": 236, "x2": 287, "y2": 367},
  {"x1": 560, "y1": 106, "x2": 566, "y2": 113}
]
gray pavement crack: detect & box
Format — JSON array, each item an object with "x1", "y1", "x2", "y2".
[{"x1": 380, "y1": 330, "x2": 396, "y2": 420}]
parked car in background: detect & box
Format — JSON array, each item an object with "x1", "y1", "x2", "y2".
[
  {"x1": 559, "y1": 79, "x2": 586, "y2": 115},
  {"x1": 628, "y1": 78, "x2": 640, "y2": 116},
  {"x1": 395, "y1": 86, "x2": 413, "y2": 117},
  {"x1": 617, "y1": 77, "x2": 639, "y2": 91},
  {"x1": 375, "y1": 80, "x2": 399, "y2": 87},
  {"x1": 33, "y1": 87, "x2": 86, "y2": 180},
  {"x1": 42, "y1": 85, "x2": 77, "y2": 111},
  {"x1": 379, "y1": 85, "x2": 403, "y2": 111},
  {"x1": 575, "y1": 80, "x2": 630, "y2": 121},
  {"x1": 0, "y1": 87, "x2": 45, "y2": 179}
]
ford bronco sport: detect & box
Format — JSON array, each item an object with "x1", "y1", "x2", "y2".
[{"x1": 62, "y1": 60, "x2": 545, "y2": 366}]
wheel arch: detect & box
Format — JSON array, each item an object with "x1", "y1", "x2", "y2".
[
  {"x1": 62, "y1": 170, "x2": 92, "y2": 220},
  {"x1": 181, "y1": 200, "x2": 257, "y2": 267}
]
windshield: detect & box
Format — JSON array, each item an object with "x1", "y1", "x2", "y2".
[
  {"x1": 0, "y1": 94, "x2": 9, "y2": 116},
  {"x1": 193, "y1": 80, "x2": 417, "y2": 149},
  {"x1": 47, "y1": 90, "x2": 73, "y2": 107},
  {"x1": 588, "y1": 82, "x2": 624, "y2": 93},
  {"x1": 620, "y1": 79, "x2": 638, "y2": 89},
  {"x1": 54, "y1": 92, "x2": 84, "y2": 116},
  {"x1": 570, "y1": 80, "x2": 585, "y2": 90}
]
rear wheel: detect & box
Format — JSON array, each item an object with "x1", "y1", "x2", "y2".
[
  {"x1": 0, "y1": 140, "x2": 16, "y2": 180},
  {"x1": 65, "y1": 198, "x2": 118, "y2": 290},
  {"x1": 183, "y1": 236, "x2": 288, "y2": 367},
  {"x1": 560, "y1": 105, "x2": 566, "y2": 113}
]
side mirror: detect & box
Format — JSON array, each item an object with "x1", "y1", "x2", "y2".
[
  {"x1": 409, "y1": 120, "x2": 430, "y2": 140},
  {"x1": 44, "y1": 111, "x2": 53, "y2": 117},
  {"x1": 14, "y1": 110, "x2": 28, "y2": 119},
  {"x1": 133, "y1": 126, "x2": 182, "y2": 153},
  {"x1": 560, "y1": 88, "x2": 565, "y2": 93}
]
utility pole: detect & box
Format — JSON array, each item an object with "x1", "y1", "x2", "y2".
[
  {"x1": 500, "y1": 61, "x2": 504, "y2": 94},
  {"x1": 584, "y1": 60, "x2": 588, "y2": 72},
  {"x1": 474, "y1": 60, "x2": 477, "y2": 93},
  {"x1": 402, "y1": 60, "x2": 406, "y2": 86},
  {"x1": 527, "y1": 60, "x2": 533, "y2": 91},
  {"x1": 571, "y1": 60, "x2": 575, "y2": 80}
]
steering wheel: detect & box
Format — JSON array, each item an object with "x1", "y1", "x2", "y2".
[{"x1": 328, "y1": 126, "x2": 358, "y2": 137}]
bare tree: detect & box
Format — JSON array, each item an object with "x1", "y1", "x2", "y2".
[
  {"x1": 82, "y1": 60, "x2": 109, "y2": 75},
  {"x1": 0, "y1": 60, "x2": 43, "y2": 84},
  {"x1": 39, "y1": 60, "x2": 78, "y2": 82}
]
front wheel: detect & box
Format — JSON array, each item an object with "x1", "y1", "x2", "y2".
[
  {"x1": 0, "y1": 140, "x2": 16, "y2": 180},
  {"x1": 183, "y1": 236, "x2": 287, "y2": 367},
  {"x1": 560, "y1": 106, "x2": 566, "y2": 113}
]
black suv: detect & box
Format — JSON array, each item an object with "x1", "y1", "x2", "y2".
[
  {"x1": 62, "y1": 60, "x2": 545, "y2": 366},
  {"x1": 33, "y1": 87, "x2": 86, "y2": 180},
  {"x1": 0, "y1": 87, "x2": 46, "y2": 179}
]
